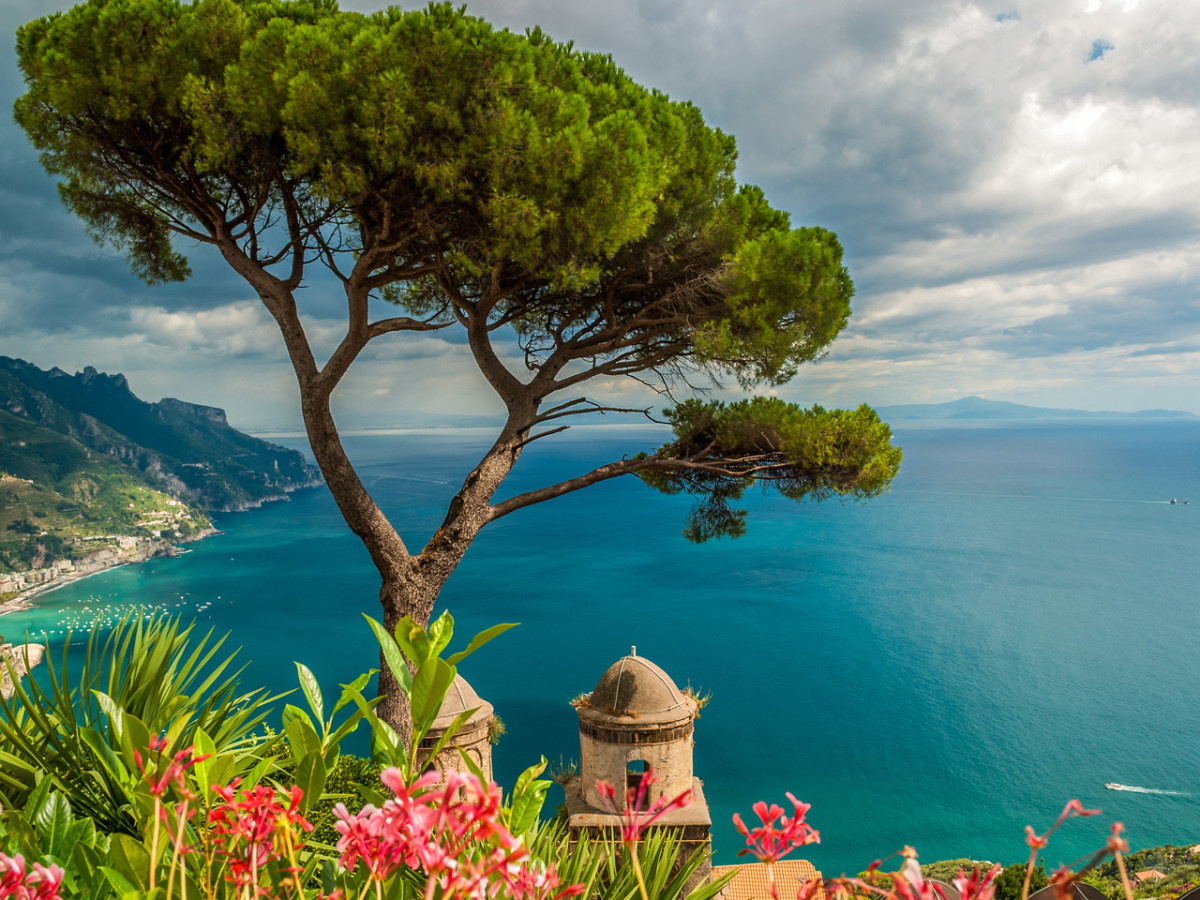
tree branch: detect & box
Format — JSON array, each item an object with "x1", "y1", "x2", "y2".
[{"x1": 489, "y1": 455, "x2": 661, "y2": 520}]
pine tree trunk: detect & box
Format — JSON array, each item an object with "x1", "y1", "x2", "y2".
[{"x1": 373, "y1": 569, "x2": 442, "y2": 749}]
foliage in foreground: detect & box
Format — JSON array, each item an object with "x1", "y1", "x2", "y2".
[{"x1": 0, "y1": 611, "x2": 1163, "y2": 900}]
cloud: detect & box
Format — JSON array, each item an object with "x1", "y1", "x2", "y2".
[{"x1": 2, "y1": 0, "x2": 1199, "y2": 423}]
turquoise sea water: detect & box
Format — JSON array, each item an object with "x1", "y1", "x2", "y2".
[{"x1": 4, "y1": 420, "x2": 1200, "y2": 874}]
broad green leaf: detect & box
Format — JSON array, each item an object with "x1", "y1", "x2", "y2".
[
  {"x1": 332, "y1": 670, "x2": 374, "y2": 716},
  {"x1": 283, "y1": 705, "x2": 321, "y2": 759},
  {"x1": 23, "y1": 778, "x2": 51, "y2": 819},
  {"x1": 446, "y1": 622, "x2": 518, "y2": 666},
  {"x1": 98, "y1": 865, "x2": 136, "y2": 895},
  {"x1": 93, "y1": 690, "x2": 124, "y2": 738},
  {"x1": 191, "y1": 728, "x2": 216, "y2": 799},
  {"x1": 293, "y1": 749, "x2": 327, "y2": 815},
  {"x1": 108, "y1": 833, "x2": 152, "y2": 893},
  {"x1": 394, "y1": 617, "x2": 429, "y2": 667},
  {"x1": 364, "y1": 615, "x2": 413, "y2": 695},
  {"x1": 419, "y1": 707, "x2": 474, "y2": 774},
  {"x1": 410, "y1": 657, "x2": 456, "y2": 740},
  {"x1": 66, "y1": 816, "x2": 97, "y2": 853},
  {"x1": 507, "y1": 757, "x2": 551, "y2": 835},
  {"x1": 294, "y1": 662, "x2": 324, "y2": 727},
  {"x1": 206, "y1": 753, "x2": 236, "y2": 791},
  {"x1": 325, "y1": 707, "x2": 366, "y2": 754},
  {"x1": 426, "y1": 611, "x2": 455, "y2": 658},
  {"x1": 79, "y1": 727, "x2": 128, "y2": 784},
  {"x1": 35, "y1": 791, "x2": 73, "y2": 858},
  {"x1": 117, "y1": 713, "x2": 151, "y2": 775}
]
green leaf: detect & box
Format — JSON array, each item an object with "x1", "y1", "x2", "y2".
[
  {"x1": 79, "y1": 727, "x2": 129, "y2": 784},
  {"x1": 426, "y1": 611, "x2": 455, "y2": 659},
  {"x1": 35, "y1": 791, "x2": 74, "y2": 858},
  {"x1": 332, "y1": 670, "x2": 374, "y2": 716},
  {"x1": 66, "y1": 815, "x2": 98, "y2": 854},
  {"x1": 191, "y1": 728, "x2": 216, "y2": 800},
  {"x1": 293, "y1": 750, "x2": 327, "y2": 816},
  {"x1": 294, "y1": 662, "x2": 324, "y2": 728},
  {"x1": 282, "y1": 704, "x2": 321, "y2": 759},
  {"x1": 364, "y1": 615, "x2": 413, "y2": 696},
  {"x1": 108, "y1": 833, "x2": 152, "y2": 893},
  {"x1": 446, "y1": 622, "x2": 518, "y2": 666},
  {"x1": 117, "y1": 713, "x2": 151, "y2": 776},
  {"x1": 506, "y1": 757, "x2": 550, "y2": 835},
  {"x1": 23, "y1": 777, "x2": 51, "y2": 819},
  {"x1": 98, "y1": 865, "x2": 136, "y2": 895},
  {"x1": 93, "y1": 690, "x2": 124, "y2": 738},
  {"x1": 419, "y1": 707, "x2": 474, "y2": 774},
  {"x1": 410, "y1": 657, "x2": 456, "y2": 741}
]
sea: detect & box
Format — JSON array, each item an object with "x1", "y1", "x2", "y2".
[{"x1": 3, "y1": 419, "x2": 1200, "y2": 875}]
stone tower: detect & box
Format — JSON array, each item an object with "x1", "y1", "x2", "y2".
[
  {"x1": 418, "y1": 674, "x2": 495, "y2": 784},
  {"x1": 565, "y1": 650, "x2": 711, "y2": 881}
]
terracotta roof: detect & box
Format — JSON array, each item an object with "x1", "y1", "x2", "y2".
[
  {"x1": 1134, "y1": 870, "x2": 1167, "y2": 882},
  {"x1": 712, "y1": 861, "x2": 824, "y2": 900}
]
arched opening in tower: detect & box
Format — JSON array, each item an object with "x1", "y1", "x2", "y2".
[{"x1": 626, "y1": 758, "x2": 652, "y2": 797}]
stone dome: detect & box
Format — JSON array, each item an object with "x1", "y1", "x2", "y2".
[
  {"x1": 432, "y1": 674, "x2": 494, "y2": 730},
  {"x1": 579, "y1": 653, "x2": 696, "y2": 727}
]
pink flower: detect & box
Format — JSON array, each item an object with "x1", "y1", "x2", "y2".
[
  {"x1": 134, "y1": 736, "x2": 209, "y2": 800},
  {"x1": 953, "y1": 865, "x2": 1001, "y2": 900},
  {"x1": 209, "y1": 781, "x2": 312, "y2": 887},
  {"x1": 732, "y1": 793, "x2": 820, "y2": 864},
  {"x1": 0, "y1": 853, "x2": 65, "y2": 900},
  {"x1": 1107, "y1": 823, "x2": 1129, "y2": 855},
  {"x1": 1049, "y1": 865, "x2": 1078, "y2": 900},
  {"x1": 595, "y1": 775, "x2": 693, "y2": 847},
  {"x1": 334, "y1": 767, "x2": 582, "y2": 900},
  {"x1": 1025, "y1": 800, "x2": 1100, "y2": 854}
]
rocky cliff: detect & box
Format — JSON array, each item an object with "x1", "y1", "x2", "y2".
[{"x1": 0, "y1": 357, "x2": 322, "y2": 511}]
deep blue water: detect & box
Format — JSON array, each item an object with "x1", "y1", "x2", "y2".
[{"x1": 5, "y1": 420, "x2": 1200, "y2": 874}]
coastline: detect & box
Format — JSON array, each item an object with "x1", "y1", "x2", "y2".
[{"x1": 0, "y1": 526, "x2": 219, "y2": 618}]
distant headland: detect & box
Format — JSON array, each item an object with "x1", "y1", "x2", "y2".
[
  {"x1": 0, "y1": 357, "x2": 323, "y2": 607},
  {"x1": 876, "y1": 395, "x2": 1198, "y2": 421}
]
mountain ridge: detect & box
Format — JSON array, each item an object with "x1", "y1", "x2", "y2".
[
  {"x1": 0, "y1": 357, "x2": 322, "y2": 511},
  {"x1": 876, "y1": 395, "x2": 1198, "y2": 421}
]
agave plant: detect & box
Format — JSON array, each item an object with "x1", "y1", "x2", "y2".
[{"x1": 0, "y1": 611, "x2": 282, "y2": 832}]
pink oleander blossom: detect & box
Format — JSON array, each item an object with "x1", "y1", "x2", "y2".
[
  {"x1": 209, "y1": 781, "x2": 312, "y2": 888},
  {"x1": 0, "y1": 853, "x2": 65, "y2": 900},
  {"x1": 732, "y1": 793, "x2": 820, "y2": 865},
  {"x1": 335, "y1": 767, "x2": 582, "y2": 900},
  {"x1": 595, "y1": 774, "x2": 693, "y2": 847},
  {"x1": 134, "y1": 735, "x2": 209, "y2": 800},
  {"x1": 1026, "y1": 800, "x2": 1100, "y2": 851},
  {"x1": 953, "y1": 865, "x2": 1001, "y2": 900}
]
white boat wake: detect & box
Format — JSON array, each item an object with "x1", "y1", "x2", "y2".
[{"x1": 1104, "y1": 783, "x2": 1190, "y2": 796}]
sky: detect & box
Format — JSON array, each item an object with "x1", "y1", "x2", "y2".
[{"x1": 2, "y1": 0, "x2": 1198, "y2": 430}]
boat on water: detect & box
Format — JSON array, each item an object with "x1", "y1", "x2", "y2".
[
  {"x1": 1105, "y1": 782, "x2": 1125, "y2": 790},
  {"x1": 1170, "y1": 498, "x2": 1190, "y2": 504}
]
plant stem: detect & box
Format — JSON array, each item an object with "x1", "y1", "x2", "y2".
[
  {"x1": 150, "y1": 796, "x2": 162, "y2": 892},
  {"x1": 1020, "y1": 855, "x2": 1035, "y2": 900},
  {"x1": 631, "y1": 845, "x2": 650, "y2": 900},
  {"x1": 1114, "y1": 852, "x2": 1134, "y2": 900}
]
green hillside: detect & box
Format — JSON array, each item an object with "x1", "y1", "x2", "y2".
[
  {"x1": 0, "y1": 410, "x2": 209, "y2": 574},
  {"x1": 0, "y1": 357, "x2": 321, "y2": 512}
]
